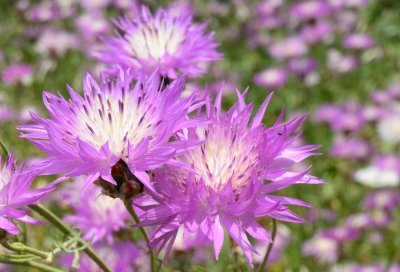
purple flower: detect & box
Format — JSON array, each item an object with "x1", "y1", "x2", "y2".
[
  {"x1": 313, "y1": 104, "x2": 341, "y2": 123},
  {"x1": 24, "y1": 2, "x2": 59, "y2": 22},
  {"x1": 386, "y1": 83, "x2": 400, "y2": 98},
  {"x1": 363, "y1": 190, "x2": 400, "y2": 211},
  {"x1": 299, "y1": 21, "x2": 333, "y2": 44},
  {"x1": 327, "y1": 50, "x2": 359, "y2": 73},
  {"x1": 303, "y1": 233, "x2": 338, "y2": 263},
  {"x1": 253, "y1": 67, "x2": 287, "y2": 89},
  {"x1": 19, "y1": 68, "x2": 204, "y2": 193},
  {"x1": 344, "y1": 213, "x2": 373, "y2": 229},
  {"x1": 60, "y1": 241, "x2": 144, "y2": 272},
  {"x1": 76, "y1": 12, "x2": 110, "y2": 41},
  {"x1": 61, "y1": 177, "x2": 129, "y2": 244},
  {"x1": 343, "y1": 33, "x2": 374, "y2": 50},
  {"x1": 287, "y1": 57, "x2": 318, "y2": 77},
  {"x1": 329, "y1": 103, "x2": 365, "y2": 133},
  {"x1": 0, "y1": 105, "x2": 15, "y2": 123},
  {"x1": 1, "y1": 63, "x2": 33, "y2": 86},
  {"x1": 96, "y1": 5, "x2": 221, "y2": 79},
  {"x1": 269, "y1": 36, "x2": 308, "y2": 60},
  {"x1": 136, "y1": 91, "x2": 323, "y2": 266},
  {"x1": 322, "y1": 226, "x2": 360, "y2": 243},
  {"x1": 290, "y1": 1, "x2": 331, "y2": 21},
  {"x1": 0, "y1": 152, "x2": 54, "y2": 234},
  {"x1": 373, "y1": 154, "x2": 400, "y2": 173},
  {"x1": 35, "y1": 29, "x2": 79, "y2": 58},
  {"x1": 330, "y1": 137, "x2": 371, "y2": 160}
]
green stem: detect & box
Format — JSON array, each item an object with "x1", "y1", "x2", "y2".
[
  {"x1": 1, "y1": 241, "x2": 51, "y2": 260},
  {"x1": 0, "y1": 256, "x2": 65, "y2": 272},
  {"x1": 29, "y1": 204, "x2": 111, "y2": 272},
  {"x1": 123, "y1": 200, "x2": 156, "y2": 272},
  {"x1": 256, "y1": 219, "x2": 277, "y2": 272}
]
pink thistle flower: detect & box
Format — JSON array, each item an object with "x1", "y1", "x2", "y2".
[
  {"x1": 18, "y1": 68, "x2": 205, "y2": 193},
  {"x1": 96, "y1": 5, "x2": 222, "y2": 79},
  {"x1": 0, "y1": 152, "x2": 54, "y2": 234},
  {"x1": 136, "y1": 91, "x2": 323, "y2": 266}
]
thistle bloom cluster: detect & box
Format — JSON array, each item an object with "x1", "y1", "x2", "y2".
[
  {"x1": 0, "y1": 153, "x2": 54, "y2": 234},
  {"x1": 3, "y1": 2, "x2": 324, "y2": 269}
]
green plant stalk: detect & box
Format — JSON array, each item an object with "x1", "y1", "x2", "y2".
[
  {"x1": 256, "y1": 219, "x2": 277, "y2": 272},
  {"x1": 123, "y1": 199, "x2": 156, "y2": 272},
  {"x1": 1, "y1": 241, "x2": 51, "y2": 260},
  {"x1": 29, "y1": 204, "x2": 111, "y2": 272},
  {"x1": 0, "y1": 256, "x2": 65, "y2": 272}
]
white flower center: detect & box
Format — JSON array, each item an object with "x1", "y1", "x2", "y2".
[
  {"x1": 179, "y1": 125, "x2": 260, "y2": 191},
  {"x1": 127, "y1": 17, "x2": 186, "y2": 61},
  {"x1": 71, "y1": 89, "x2": 156, "y2": 157}
]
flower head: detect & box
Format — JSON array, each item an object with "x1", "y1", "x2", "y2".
[
  {"x1": 0, "y1": 152, "x2": 54, "y2": 234},
  {"x1": 19, "y1": 68, "x2": 204, "y2": 194},
  {"x1": 96, "y1": 5, "x2": 221, "y2": 79},
  {"x1": 137, "y1": 91, "x2": 323, "y2": 266}
]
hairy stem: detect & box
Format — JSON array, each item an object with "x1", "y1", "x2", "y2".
[
  {"x1": 1, "y1": 241, "x2": 51, "y2": 260},
  {"x1": 0, "y1": 256, "x2": 65, "y2": 272},
  {"x1": 29, "y1": 204, "x2": 111, "y2": 272},
  {"x1": 123, "y1": 199, "x2": 156, "y2": 272},
  {"x1": 257, "y1": 219, "x2": 277, "y2": 272}
]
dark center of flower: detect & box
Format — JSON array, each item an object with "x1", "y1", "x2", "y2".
[{"x1": 94, "y1": 159, "x2": 144, "y2": 201}]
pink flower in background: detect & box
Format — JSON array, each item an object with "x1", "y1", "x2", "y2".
[
  {"x1": 269, "y1": 37, "x2": 308, "y2": 60},
  {"x1": 327, "y1": 50, "x2": 359, "y2": 73},
  {"x1": 330, "y1": 137, "x2": 371, "y2": 160},
  {"x1": 0, "y1": 152, "x2": 55, "y2": 234},
  {"x1": 290, "y1": 1, "x2": 331, "y2": 21},
  {"x1": 137, "y1": 91, "x2": 323, "y2": 266},
  {"x1": 97, "y1": 4, "x2": 221, "y2": 79},
  {"x1": 35, "y1": 29, "x2": 79, "y2": 58},
  {"x1": 1, "y1": 63, "x2": 33, "y2": 86},
  {"x1": 61, "y1": 178, "x2": 129, "y2": 244},
  {"x1": 343, "y1": 33, "x2": 374, "y2": 50},
  {"x1": 303, "y1": 233, "x2": 339, "y2": 263},
  {"x1": 253, "y1": 67, "x2": 287, "y2": 89}
]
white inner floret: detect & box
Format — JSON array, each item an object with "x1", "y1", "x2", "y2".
[
  {"x1": 180, "y1": 125, "x2": 259, "y2": 192},
  {"x1": 127, "y1": 18, "x2": 186, "y2": 60},
  {"x1": 72, "y1": 90, "x2": 156, "y2": 157}
]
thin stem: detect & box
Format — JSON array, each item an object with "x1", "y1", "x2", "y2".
[
  {"x1": 0, "y1": 257, "x2": 65, "y2": 272},
  {"x1": 123, "y1": 199, "x2": 156, "y2": 272},
  {"x1": 29, "y1": 204, "x2": 111, "y2": 272},
  {"x1": 257, "y1": 219, "x2": 277, "y2": 272},
  {"x1": 1, "y1": 241, "x2": 51, "y2": 260}
]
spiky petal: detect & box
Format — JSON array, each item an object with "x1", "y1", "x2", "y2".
[{"x1": 0, "y1": 152, "x2": 54, "y2": 234}]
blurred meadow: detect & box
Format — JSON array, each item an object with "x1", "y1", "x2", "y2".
[{"x1": 1, "y1": 0, "x2": 400, "y2": 271}]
